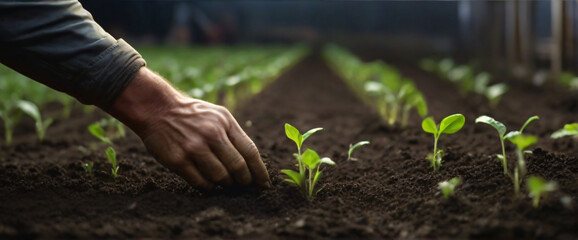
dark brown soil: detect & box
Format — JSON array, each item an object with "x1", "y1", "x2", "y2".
[{"x1": 1, "y1": 54, "x2": 577, "y2": 239}]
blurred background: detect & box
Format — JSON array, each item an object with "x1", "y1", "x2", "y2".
[{"x1": 80, "y1": 0, "x2": 578, "y2": 79}]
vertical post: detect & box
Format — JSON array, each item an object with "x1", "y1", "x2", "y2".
[
  {"x1": 551, "y1": 0, "x2": 563, "y2": 77},
  {"x1": 506, "y1": 0, "x2": 518, "y2": 72}
]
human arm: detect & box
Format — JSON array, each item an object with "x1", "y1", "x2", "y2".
[{"x1": 0, "y1": 0, "x2": 271, "y2": 188}]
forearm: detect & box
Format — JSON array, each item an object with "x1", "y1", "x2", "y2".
[{"x1": 0, "y1": 0, "x2": 145, "y2": 108}]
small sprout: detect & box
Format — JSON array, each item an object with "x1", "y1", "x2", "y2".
[
  {"x1": 485, "y1": 83, "x2": 509, "y2": 108},
  {"x1": 84, "y1": 162, "x2": 94, "y2": 175},
  {"x1": 507, "y1": 134, "x2": 537, "y2": 197},
  {"x1": 551, "y1": 123, "x2": 578, "y2": 139},
  {"x1": 17, "y1": 100, "x2": 53, "y2": 142},
  {"x1": 527, "y1": 176, "x2": 557, "y2": 208},
  {"x1": 282, "y1": 149, "x2": 335, "y2": 199},
  {"x1": 0, "y1": 101, "x2": 22, "y2": 146},
  {"x1": 88, "y1": 123, "x2": 112, "y2": 145},
  {"x1": 285, "y1": 123, "x2": 323, "y2": 175},
  {"x1": 106, "y1": 147, "x2": 119, "y2": 180},
  {"x1": 422, "y1": 114, "x2": 465, "y2": 171},
  {"x1": 438, "y1": 177, "x2": 460, "y2": 199},
  {"x1": 283, "y1": 124, "x2": 333, "y2": 199},
  {"x1": 475, "y1": 115, "x2": 508, "y2": 174},
  {"x1": 348, "y1": 141, "x2": 370, "y2": 161}
]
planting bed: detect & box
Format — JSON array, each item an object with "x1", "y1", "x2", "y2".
[{"x1": 1, "y1": 53, "x2": 577, "y2": 239}]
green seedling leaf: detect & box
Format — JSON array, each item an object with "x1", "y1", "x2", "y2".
[
  {"x1": 282, "y1": 169, "x2": 304, "y2": 186},
  {"x1": 106, "y1": 147, "x2": 117, "y2": 167},
  {"x1": 473, "y1": 72, "x2": 491, "y2": 94},
  {"x1": 348, "y1": 141, "x2": 370, "y2": 160},
  {"x1": 504, "y1": 130, "x2": 520, "y2": 140},
  {"x1": 16, "y1": 100, "x2": 40, "y2": 122},
  {"x1": 303, "y1": 127, "x2": 323, "y2": 142},
  {"x1": 551, "y1": 123, "x2": 578, "y2": 139},
  {"x1": 17, "y1": 100, "x2": 52, "y2": 141},
  {"x1": 320, "y1": 157, "x2": 335, "y2": 165},
  {"x1": 508, "y1": 134, "x2": 537, "y2": 151},
  {"x1": 105, "y1": 146, "x2": 118, "y2": 179},
  {"x1": 439, "y1": 114, "x2": 466, "y2": 134},
  {"x1": 88, "y1": 123, "x2": 112, "y2": 145},
  {"x1": 475, "y1": 115, "x2": 506, "y2": 137},
  {"x1": 520, "y1": 116, "x2": 539, "y2": 133},
  {"x1": 285, "y1": 123, "x2": 302, "y2": 148},
  {"x1": 528, "y1": 176, "x2": 558, "y2": 208},
  {"x1": 422, "y1": 117, "x2": 437, "y2": 135},
  {"x1": 302, "y1": 149, "x2": 321, "y2": 169},
  {"x1": 438, "y1": 177, "x2": 460, "y2": 199}
]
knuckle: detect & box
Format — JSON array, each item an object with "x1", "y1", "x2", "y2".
[
  {"x1": 212, "y1": 169, "x2": 231, "y2": 184},
  {"x1": 229, "y1": 157, "x2": 247, "y2": 173}
]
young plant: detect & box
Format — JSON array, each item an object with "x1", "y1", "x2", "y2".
[
  {"x1": 484, "y1": 83, "x2": 509, "y2": 108},
  {"x1": 106, "y1": 147, "x2": 119, "y2": 180},
  {"x1": 527, "y1": 176, "x2": 558, "y2": 208},
  {"x1": 0, "y1": 101, "x2": 22, "y2": 146},
  {"x1": 282, "y1": 149, "x2": 335, "y2": 199},
  {"x1": 438, "y1": 177, "x2": 460, "y2": 199},
  {"x1": 282, "y1": 123, "x2": 334, "y2": 199},
  {"x1": 348, "y1": 140, "x2": 370, "y2": 161},
  {"x1": 503, "y1": 115, "x2": 539, "y2": 155},
  {"x1": 284, "y1": 123, "x2": 323, "y2": 175},
  {"x1": 84, "y1": 162, "x2": 94, "y2": 175},
  {"x1": 550, "y1": 123, "x2": 578, "y2": 139},
  {"x1": 475, "y1": 115, "x2": 509, "y2": 174},
  {"x1": 17, "y1": 100, "x2": 53, "y2": 142},
  {"x1": 422, "y1": 114, "x2": 465, "y2": 171},
  {"x1": 507, "y1": 134, "x2": 537, "y2": 197},
  {"x1": 88, "y1": 123, "x2": 113, "y2": 145}
]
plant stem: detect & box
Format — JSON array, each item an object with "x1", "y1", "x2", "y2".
[
  {"x1": 513, "y1": 167, "x2": 519, "y2": 197},
  {"x1": 432, "y1": 136, "x2": 439, "y2": 170},
  {"x1": 5, "y1": 127, "x2": 12, "y2": 146},
  {"x1": 401, "y1": 106, "x2": 410, "y2": 128},
  {"x1": 500, "y1": 139, "x2": 507, "y2": 174},
  {"x1": 297, "y1": 147, "x2": 304, "y2": 175},
  {"x1": 388, "y1": 103, "x2": 399, "y2": 125},
  {"x1": 308, "y1": 167, "x2": 313, "y2": 199},
  {"x1": 533, "y1": 193, "x2": 540, "y2": 208}
]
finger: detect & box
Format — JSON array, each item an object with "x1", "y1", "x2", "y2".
[
  {"x1": 211, "y1": 138, "x2": 253, "y2": 186},
  {"x1": 190, "y1": 150, "x2": 234, "y2": 186},
  {"x1": 228, "y1": 123, "x2": 271, "y2": 188},
  {"x1": 172, "y1": 163, "x2": 215, "y2": 189}
]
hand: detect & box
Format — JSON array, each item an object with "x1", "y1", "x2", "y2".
[{"x1": 106, "y1": 67, "x2": 271, "y2": 189}]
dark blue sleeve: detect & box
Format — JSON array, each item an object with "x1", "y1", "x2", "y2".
[{"x1": 0, "y1": 0, "x2": 146, "y2": 109}]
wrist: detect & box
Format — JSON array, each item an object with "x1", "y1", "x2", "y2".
[{"x1": 106, "y1": 67, "x2": 185, "y2": 138}]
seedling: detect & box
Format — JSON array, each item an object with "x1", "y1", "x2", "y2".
[
  {"x1": 507, "y1": 134, "x2": 537, "y2": 197},
  {"x1": 551, "y1": 123, "x2": 578, "y2": 139},
  {"x1": 527, "y1": 176, "x2": 557, "y2": 208},
  {"x1": 348, "y1": 141, "x2": 370, "y2": 161},
  {"x1": 84, "y1": 162, "x2": 94, "y2": 175},
  {"x1": 106, "y1": 147, "x2": 119, "y2": 180},
  {"x1": 503, "y1": 115, "x2": 539, "y2": 155},
  {"x1": 284, "y1": 123, "x2": 323, "y2": 175},
  {"x1": 17, "y1": 100, "x2": 53, "y2": 142},
  {"x1": 485, "y1": 83, "x2": 509, "y2": 108},
  {"x1": 88, "y1": 123, "x2": 113, "y2": 145},
  {"x1": 475, "y1": 115, "x2": 509, "y2": 174},
  {"x1": 422, "y1": 114, "x2": 465, "y2": 171},
  {"x1": 438, "y1": 177, "x2": 460, "y2": 199},
  {"x1": 282, "y1": 124, "x2": 334, "y2": 199},
  {"x1": 0, "y1": 101, "x2": 22, "y2": 146}
]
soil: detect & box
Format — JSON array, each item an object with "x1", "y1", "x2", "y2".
[{"x1": 1, "y1": 53, "x2": 577, "y2": 239}]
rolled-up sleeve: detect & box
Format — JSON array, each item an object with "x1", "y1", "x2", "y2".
[{"x1": 0, "y1": 0, "x2": 146, "y2": 109}]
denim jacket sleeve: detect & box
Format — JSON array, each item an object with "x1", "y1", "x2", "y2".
[{"x1": 0, "y1": 0, "x2": 146, "y2": 109}]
